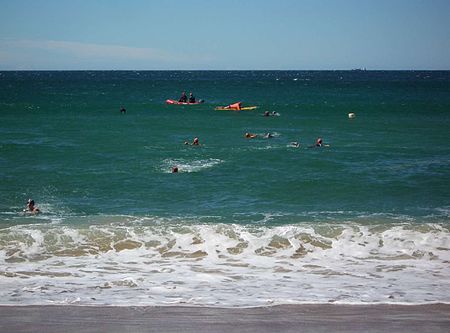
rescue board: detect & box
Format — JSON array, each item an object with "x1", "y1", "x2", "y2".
[
  {"x1": 166, "y1": 99, "x2": 204, "y2": 105},
  {"x1": 215, "y1": 106, "x2": 257, "y2": 111}
]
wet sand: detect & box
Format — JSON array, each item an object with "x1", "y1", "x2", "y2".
[{"x1": 1, "y1": 304, "x2": 449, "y2": 333}]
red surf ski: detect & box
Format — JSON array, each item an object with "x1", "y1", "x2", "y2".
[{"x1": 166, "y1": 99, "x2": 204, "y2": 105}]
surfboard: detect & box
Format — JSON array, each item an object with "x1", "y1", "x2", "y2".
[{"x1": 215, "y1": 106, "x2": 258, "y2": 111}]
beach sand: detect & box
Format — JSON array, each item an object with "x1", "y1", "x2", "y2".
[{"x1": 1, "y1": 304, "x2": 449, "y2": 333}]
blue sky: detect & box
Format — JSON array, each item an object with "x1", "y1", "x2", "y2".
[{"x1": 0, "y1": 0, "x2": 449, "y2": 70}]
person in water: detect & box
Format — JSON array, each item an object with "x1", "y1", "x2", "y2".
[
  {"x1": 188, "y1": 92, "x2": 196, "y2": 103},
  {"x1": 184, "y1": 138, "x2": 199, "y2": 145},
  {"x1": 245, "y1": 132, "x2": 257, "y2": 139},
  {"x1": 179, "y1": 92, "x2": 187, "y2": 103},
  {"x1": 120, "y1": 106, "x2": 126, "y2": 114},
  {"x1": 315, "y1": 137, "x2": 323, "y2": 147},
  {"x1": 264, "y1": 133, "x2": 274, "y2": 139},
  {"x1": 172, "y1": 166, "x2": 179, "y2": 173},
  {"x1": 263, "y1": 111, "x2": 270, "y2": 117},
  {"x1": 24, "y1": 199, "x2": 40, "y2": 213}
]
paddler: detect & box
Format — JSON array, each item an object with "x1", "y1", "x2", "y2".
[
  {"x1": 178, "y1": 92, "x2": 187, "y2": 103},
  {"x1": 226, "y1": 102, "x2": 242, "y2": 110},
  {"x1": 188, "y1": 92, "x2": 196, "y2": 103},
  {"x1": 245, "y1": 132, "x2": 257, "y2": 139}
]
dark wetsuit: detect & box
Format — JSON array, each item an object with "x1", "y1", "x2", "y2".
[
  {"x1": 179, "y1": 94, "x2": 187, "y2": 103},
  {"x1": 188, "y1": 95, "x2": 196, "y2": 103}
]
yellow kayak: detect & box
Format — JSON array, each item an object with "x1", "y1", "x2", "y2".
[{"x1": 215, "y1": 106, "x2": 258, "y2": 111}]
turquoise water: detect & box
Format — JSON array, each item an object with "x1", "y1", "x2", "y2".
[{"x1": 0, "y1": 71, "x2": 449, "y2": 306}]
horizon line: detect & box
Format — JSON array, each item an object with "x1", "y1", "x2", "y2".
[{"x1": 1, "y1": 69, "x2": 450, "y2": 72}]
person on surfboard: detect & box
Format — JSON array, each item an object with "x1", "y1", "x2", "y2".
[{"x1": 225, "y1": 102, "x2": 242, "y2": 110}]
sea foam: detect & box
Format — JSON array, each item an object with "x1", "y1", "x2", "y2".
[{"x1": 1, "y1": 220, "x2": 449, "y2": 306}]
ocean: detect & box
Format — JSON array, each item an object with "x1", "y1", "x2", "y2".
[{"x1": 0, "y1": 70, "x2": 449, "y2": 306}]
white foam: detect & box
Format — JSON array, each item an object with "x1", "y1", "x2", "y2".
[
  {"x1": 160, "y1": 158, "x2": 223, "y2": 173},
  {"x1": 0, "y1": 221, "x2": 449, "y2": 306}
]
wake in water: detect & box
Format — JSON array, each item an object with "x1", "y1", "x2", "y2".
[
  {"x1": 1, "y1": 218, "x2": 449, "y2": 306},
  {"x1": 160, "y1": 158, "x2": 223, "y2": 173}
]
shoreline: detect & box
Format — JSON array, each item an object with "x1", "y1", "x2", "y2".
[{"x1": 1, "y1": 304, "x2": 449, "y2": 333}]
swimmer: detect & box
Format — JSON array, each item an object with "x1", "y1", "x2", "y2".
[
  {"x1": 245, "y1": 132, "x2": 257, "y2": 139},
  {"x1": 24, "y1": 199, "x2": 40, "y2": 214},
  {"x1": 309, "y1": 137, "x2": 330, "y2": 148},
  {"x1": 262, "y1": 111, "x2": 279, "y2": 117},
  {"x1": 315, "y1": 137, "x2": 323, "y2": 147},
  {"x1": 184, "y1": 138, "x2": 200, "y2": 146},
  {"x1": 290, "y1": 141, "x2": 300, "y2": 148},
  {"x1": 264, "y1": 133, "x2": 274, "y2": 139},
  {"x1": 120, "y1": 106, "x2": 126, "y2": 114},
  {"x1": 172, "y1": 166, "x2": 179, "y2": 173}
]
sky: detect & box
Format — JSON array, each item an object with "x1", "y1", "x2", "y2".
[{"x1": 0, "y1": 0, "x2": 449, "y2": 70}]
